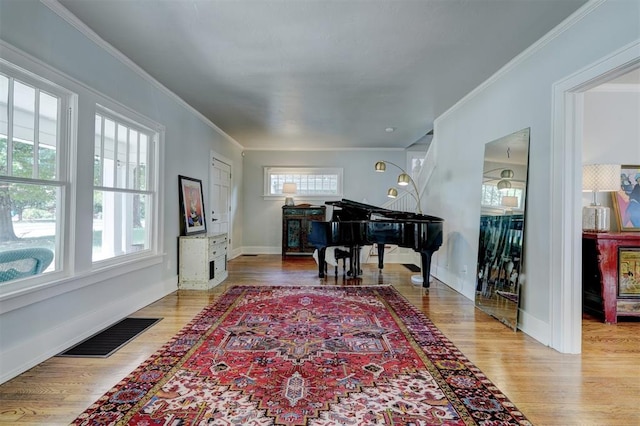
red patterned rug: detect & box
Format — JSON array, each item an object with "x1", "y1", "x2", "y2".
[{"x1": 72, "y1": 286, "x2": 531, "y2": 425}]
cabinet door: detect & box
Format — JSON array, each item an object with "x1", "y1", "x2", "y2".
[{"x1": 285, "y1": 218, "x2": 303, "y2": 252}]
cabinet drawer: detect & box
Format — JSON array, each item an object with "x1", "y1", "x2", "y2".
[
  {"x1": 208, "y1": 234, "x2": 227, "y2": 259},
  {"x1": 210, "y1": 242, "x2": 226, "y2": 258}
]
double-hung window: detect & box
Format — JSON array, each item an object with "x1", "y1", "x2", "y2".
[
  {"x1": 0, "y1": 63, "x2": 72, "y2": 285},
  {"x1": 93, "y1": 106, "x2": 158, "y2": 263}
]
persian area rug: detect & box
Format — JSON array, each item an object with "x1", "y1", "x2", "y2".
[{"x1": 72, "y1": 286, "x2": 531, "y2": 425}]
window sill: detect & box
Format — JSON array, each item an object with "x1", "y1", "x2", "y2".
[{"x1": 0, "y1": 253, "x2": 164, "y2": 314}]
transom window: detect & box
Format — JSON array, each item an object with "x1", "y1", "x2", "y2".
[
  {"x1": 93, "y1": 106, "x2": 158, "y2": 263},
  {"x1": 264, "y1": 167, "x2": 343, "y2": 197}
]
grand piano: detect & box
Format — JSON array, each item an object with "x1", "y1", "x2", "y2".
[{"x1": 308, "y1": 199, "x2": 444, "y2": 288}]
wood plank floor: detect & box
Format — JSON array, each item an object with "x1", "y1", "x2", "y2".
[{"x1": 0, "y1": 255, "x2": 638, "y2": 425}]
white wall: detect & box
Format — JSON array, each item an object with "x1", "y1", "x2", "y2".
[
  {"x1": 242, "y1": 149, "x2": 406, "y2": 253},
  {"x1": 425, "y1": 0, "x2": 639, "y2": 346},
  {"x1": 0, "y1": 1, "x2": 243, "y2": 383}
]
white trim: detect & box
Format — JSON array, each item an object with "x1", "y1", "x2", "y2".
[
  {"x1": 517, "y1": 308, "x2": 550, "y2": 346},
  {"x1": 264, "y1": 166, "x2": 343, "y2": 197},
  {"x1": 550, "y1": 40, "x2": 640, "y2": 354},
  {"x1": 40, "y1": 0, "x2": 243, "y2": 150},
  {"x1": 0, "y1": 253, "x2": 164, "y2": 314},
  {"x1": 590, "y1": 83, "x2": 640, "y2": 93},
  {"x1": 91, "y1": 102, "x2": 163, "y2": 265},
  {"x1": 242, "y1": 246, "x2": 281, "y2": 255}
]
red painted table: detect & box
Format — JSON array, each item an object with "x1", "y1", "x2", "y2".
[{"x1": 582, "y1": 232, "x2": 640, "y2": 323}]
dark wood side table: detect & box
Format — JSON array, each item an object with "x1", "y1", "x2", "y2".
[
  {"x1": 282, "y1": 204, "x2": 326, "y2": 258},
  {"x1": 582, "y1": 232, "x2": 640, "y2": 323}
]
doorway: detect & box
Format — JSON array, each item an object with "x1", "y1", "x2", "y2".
[
  {"x1": 209, "y1": 152, "x2": 232, "y2": 238},
  {"x1": 551, "y1": 41, "x2": 639, "y2": 354}
]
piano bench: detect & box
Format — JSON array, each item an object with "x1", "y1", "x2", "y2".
[{"x1": 334, "y1": 248, "x2": 350, "y2": 277}]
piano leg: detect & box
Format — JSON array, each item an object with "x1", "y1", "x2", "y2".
[
  {"x1": 348, "y1": 246, "x2": 362, "y2": 277},
  {"x1": 420, "y1": 250, "x2": 434, "y2": 288},
  {"x1": 317, "y1": 247, "x2": 327, "y2": 278},
  {"x1": 377, "y1": 244, "x2": 385, "y2": 270}
]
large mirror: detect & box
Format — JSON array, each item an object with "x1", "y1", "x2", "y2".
[{"x1": 475, "y1": 128, "x2": 530, "y2": 330}]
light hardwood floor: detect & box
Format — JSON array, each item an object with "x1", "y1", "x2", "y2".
[{"x1": 0, "y1": 255, "x2": 638, "y2": 425}]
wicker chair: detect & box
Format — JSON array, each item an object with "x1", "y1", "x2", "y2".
[{"x1": 0, "y1": 247, "x2": 54, "y2": 282}]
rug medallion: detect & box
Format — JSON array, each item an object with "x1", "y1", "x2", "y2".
[{"x1": 72, "y1": 286, "x2": 530, "y2": 425}]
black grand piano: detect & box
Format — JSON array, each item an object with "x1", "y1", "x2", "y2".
[{"x1": 308, "y1": 199, "x2": 444, "y2": 288}]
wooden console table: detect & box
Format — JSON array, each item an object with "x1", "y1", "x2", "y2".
[{"x1": 582, "y1": 232, "x2": 640, "y2": 323}]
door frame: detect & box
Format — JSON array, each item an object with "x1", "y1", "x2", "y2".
[{"x1": 550, "y1": 40, "x2": 639, "y2": 354}]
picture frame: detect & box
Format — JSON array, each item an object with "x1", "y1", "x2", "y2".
[
  {"x1": 178, "y1": 175, "x2": 206, "y2": 236},
  {"x1": 611, "y1": 164, "x2": 640, "y2": 232},
  {"x1": 618, "y1": 247, "x2": 640, "y2": 297}
]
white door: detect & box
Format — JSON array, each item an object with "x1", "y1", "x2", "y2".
[{"x1": 209, "y1": 154, "x2": 231, "y2": 237}]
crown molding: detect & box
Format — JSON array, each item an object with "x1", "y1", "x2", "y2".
[
  {"x1": 40, "y1": 0, "x2": 243, "y2": 150},
  {"x1": 438, "y1": 0, "x2": 606, "y2": 124}
]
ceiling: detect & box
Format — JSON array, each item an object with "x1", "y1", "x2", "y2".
[{"x1": 57, "y1": 0, "x2": 588, "y2": 151}]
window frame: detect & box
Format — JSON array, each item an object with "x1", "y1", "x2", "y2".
[
  {"x1": 0, "y1": 59, "x2": 74, "y2": 293},
  {"x1": 91, "y1": 103, "x2": 162, "y2": 267},
  {"x1": 0, "y1": 42, "x2": 166, "y2": 308},
  {"x1": 263, "y1": 166, "x2": 343, "y2": 200}
]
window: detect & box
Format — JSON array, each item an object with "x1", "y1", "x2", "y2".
[
  {"x1": 407, "y1": 151, "x2": 426, "y2": 180},
  {"x1": 481, "y1": 184, "x2": 524, "y2": 210},
  {"x1": 0, "y1": 65, "x2": 71, "y2": 283},
  {"x1": 264, "y1": 167, "x2": 343, "y2": 198},
  {"x1": 93, "y1": 107, "x2": 158, "y2": 263}
]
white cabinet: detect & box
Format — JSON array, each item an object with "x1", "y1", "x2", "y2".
[{"x1": 178, "y1": 233, "x2": 228, "y2": 289}]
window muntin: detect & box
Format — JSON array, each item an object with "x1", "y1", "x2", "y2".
[
  {"x1": 93, "y1": 108, "x2": 156, "y2": 263},
  {"x1": 0, "y1": 66, "x2": 68, "y2": 283},
  {"x1": 264, "y1": 167, "x2": 343, "y2": 197}
]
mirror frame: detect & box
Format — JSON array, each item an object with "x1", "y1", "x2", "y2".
[{"x1": 475, "y1": 128, "x2": 530, "y2": 330}]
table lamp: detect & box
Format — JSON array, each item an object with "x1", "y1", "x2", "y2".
[
  {"x1": 582, "y1": 164, "x2": 620, "y2": 232},
  {"x1": 283, "y1": 182, "x2": 297, "y2": 206}
]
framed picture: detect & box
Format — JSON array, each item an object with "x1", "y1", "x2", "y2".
[
  {"x1": 178, "y1": 175, "x2": 206, "y2": 235},
  {"x1": 612, "y1": 165, "x2": 640, "y2": 232},
  {"x1": 618, "y1": 247, "x2": 640, "y2": 297}
]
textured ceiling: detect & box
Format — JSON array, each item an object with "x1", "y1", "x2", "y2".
[{"x1": 57, "y1": 0, "x2": 588, "y2": 150}]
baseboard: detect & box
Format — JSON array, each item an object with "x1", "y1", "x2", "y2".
[
  {"x1": 517, "y1": 309, "x2": 551, "y2": 347},
  {"x1": 0, "y1": 276, "x2": 177, "y2": 384},
  {"x1": 242, "y1": 246, "x2": 281, "y2": 255}
]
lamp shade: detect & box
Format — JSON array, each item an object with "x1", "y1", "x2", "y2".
[
  {"x1": 500, "y1": 169, "x2": 515, "y2": 179},
  {"x1": 282, "y1": 182, "x2": 297, "y2": 194},
  {"x1": 497, "y1": 180, "x2": 512, "y2": 191},
  {"x1": 387, "y1": 188, "x2": 398, "y2": 198},
  {"x1": 374, "y1": 161, "x2": 386, "y2": 172},
  {"x1": 397, "y1": 173, "x2": 411, "y2": 186},
  {"x1": 501, "y1": 195, "x2": 518, "y2": 208},
  {"x1": 582, "y1": 164, "x2": 620, "y2": 192}
]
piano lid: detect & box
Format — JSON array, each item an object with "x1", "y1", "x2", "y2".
[{"x1": 326, "y1": 199, "x2": 443, "y2": 222}]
